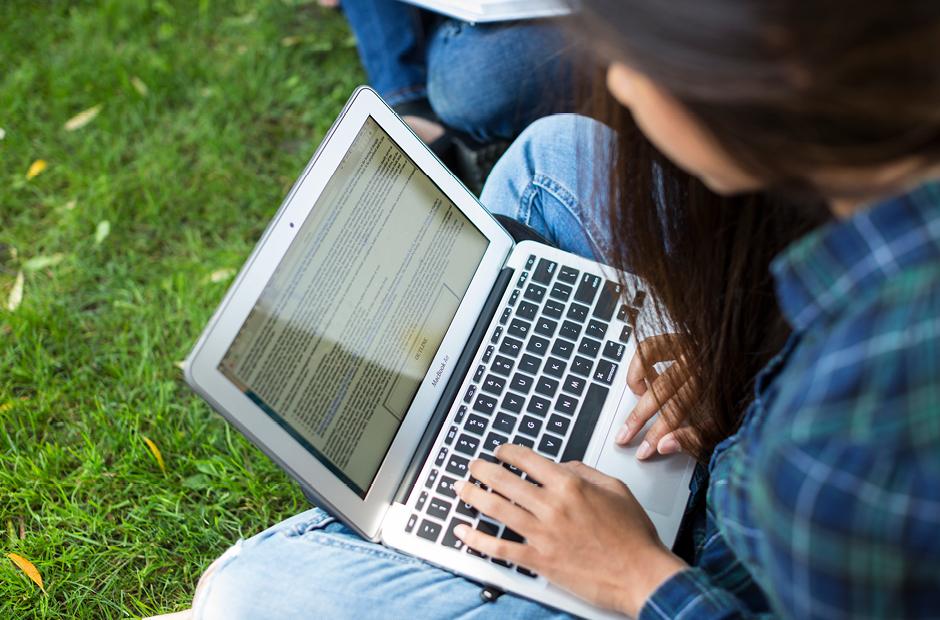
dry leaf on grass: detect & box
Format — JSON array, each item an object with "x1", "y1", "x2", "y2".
[
  {"x1": 142, "y1": 435, "x2": 166, "y2": 473},
  {"x1": 23, "y1": 254, "x2": 65, "y2": 272},
  {"x1": 6, "y1": 553, "x2": 45, "y2": 593},
  {"x1": 64, "y1": 104, "x2": 102, "y2": 131},
  {"x1": 94, "y1": 220, "x2": 111, "y2": 245},
  {"x1": 131, "y1": 76, "x2": 149, "y2": 96},
  {"x1": 26, "y1": 160, "x2": 47, "y2": 180},
  {"x1": 208, "y1": 268, "x2": 235, "y2": 283},
  {"x1": 7, "y1": 271, "x2": 24, "y2": 311}
]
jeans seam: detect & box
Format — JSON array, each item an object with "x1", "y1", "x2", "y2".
[
  {"x1": 292, "y1": 531, "x2": 430, "y2": 566},
  {"x1": 530, "y1": 171, "x2": 607, "y2": 260}
]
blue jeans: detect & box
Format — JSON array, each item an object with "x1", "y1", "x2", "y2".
[
  {"x1": 193, "y1": 115, "x2": 617, "y2": 620},
  {"x1": 341, "y1": 0, "x2": 581, "y2": 141}
]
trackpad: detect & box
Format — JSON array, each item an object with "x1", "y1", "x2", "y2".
[{"x1": 594, "y1": 424, "x2": 691, "y2": 517}]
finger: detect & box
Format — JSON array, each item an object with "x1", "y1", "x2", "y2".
[
  {"x1": 493, "y1": 443, "x2": 568, "y2": 489},
  {"x1": 635, "y1": 380, "x2": 698, "y2": 455},
  {"x1": 616, "y1": 364, "x2": 690, "y2": 445},
  {"x1": 560, "y1": 461, "x2": 624, "y2": 492},
  {"x1": 454, "y1": 479, "x2": 536, "y2": 534},
  {"x1": 657, "y1": 427, "x2": 700, "y2": 456},
  {"x1": 626, "y1": 334, "x2": 683, "y2": 395},
  {"x1": 468, "y1": 458, "x2": 547, "y2": 516},
  {"x1": 453, "y1": 523, "x2": 536, "y2": 567}
]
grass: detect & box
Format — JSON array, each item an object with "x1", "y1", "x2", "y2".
[{"x1": 1, "y1": 1, "x2": 363, "y2": 616}]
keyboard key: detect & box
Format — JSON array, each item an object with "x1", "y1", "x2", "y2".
[
  {"x1": 518, "y1": 415, "x2": 542, "y2": 437},
  {"x1": 476, "y1": 518, "x2": 499, "y2": 537},
  {"x1": 557, "y1": 265, "x2": 579, "y2": 284},
  {"x1": 519, "y1": 353, "x2": 541, "y2": 375},
  {"x1": 465, "y1": 414, "x2": 488, "y2": 435},
  {"x1": 492, "y1": 558, "x2": 513, "y2": 568},
  {"x1": 499, "y1": 308, "x2": 511, "y2": 325},
  {"x1": 517, "y1": 566, "x2": 538, "y2": 578},
  {"x1": 447, "y1": 454, "x2": 470, "y2": 477},
  {"x1": 455, "y1": 500, "x2": 478, "y2": 519},
  {"x1": 632, "y1": 290, "x2": 647, "y2": 307},
  {"x1": 483, "y1": 432, "x2": 509, "y2": 453},
  {"x1": 526, "y1": 335, "x2": 550, "y2": 356},
  {"x1": 616, "y1": 304, "x2": 630, "y2": 321},
  {"x1": 523, "y1": 283, "x2": 546, "y2": 303},
  {"x1": 501, "y1": 392, "x2": 525, "y2": 413},
  {"x1": 416, "y1": 491, "x2": 429, "y2": 511},
  {"x1": 494, "y1": 412, "x2": 517, "y2": 434},
  {"x1": 455, "y1": 434, "x2": 480, "y2": 456},
  {"x1": 571, "y1": 355, "x2": 593, "y2": 377},
  {"x1": 445, "y1": 425, "x2": 458, "y2": 445},
  {"x1": 543, "y1": 299, "x2": 565, "y2": 319},
  {"x1": 501, "y1": 527, "x2": 525, "y2": 543},
  {"x1": 619, "y1": 325, "x2": 633, "y2": 343},
  {"x1": 566, "y1": 302, "x2": 589, "y2": 322},
  {"x1": 492, "y1": 355, "x2": 514, "y2": 376},
  {"x1": 473, "y1": 394, "x2": 497, "y2": 415},
  {"x1": 434, "y1": 447, "x2": 448, "y2": 467},
  {"x1": 560, "y1": 320, "x2": 582, "y2": 341},
  {"x1": 481, "y1": 374, "x2": 506, "y2": 396},
  {"x1": 563, "y1": 375, "x2": 586, "y2": 396},
  {"x1": 477, "y1": 452, "x2": 498, "y2": 464},
  {"x1": 406, "y1": 513, "x2": 418, "y2": 533},
  {"x1": 525, "y1": 254, "x2": 536, "y2": 269},
  {"x1": 455, "y1": 405, "x2": 467, "y2": 424},
  {"x1": 473, "y1": 364, "x2": 485, "y2": 382},
  {"x1": 516, "y1": 301, "x2": 538, "y2": 321},
  {"x1": 561, "y1": 383, "x2": 610, "y2": 462},
  {"x1": 532, "y1": 258, "x2": 557, "y2": 285},
  {"x1": 578, "y1": 337, "x2": 602, "y2": 358},
  {"x1": 574, "y1": 273, "x2": 602, "y2": 305},
  {"x1": 490, "y1": 325, "x2": 503, "y2": 344},
  {"x1": 516, "y1": 271, "x2": 528, "y2": 288},
  {"x1": 555, "y1": 394, "x2": 579, "y2": 416},
  {"x1": 603, "y1": 341, "x2": 626, "y2": 361},
  {"x1": 437, "y1": 476, "x2": 458, "y2": 498},
  {"x1": 513, "y1": 435, "x2": 535, "y2": 449},
  {"x1": 535, "y1": 376, "x2": 559, "y2": 398},
  {"x1": 482, "y1": 345, "x2": 494, "y2": 363},
  {"x1": 593, "y1": 359, "x2": 618, "y2": 384},
  {"x1": 544, "y1": 357, "x2": 567, "y2": 378},
  {"x1": 499, "y1": 337, "x2": 523, "y2": 357},
  {"x1": 442, "y1": 517, "x2": 471, "y2": 550},
  {"x1": 551, "y1": 338, "x2": 575, "y2": 359},
  {"x1": 537, "y1": 433, "x2": 563, "y2": 458},
  {"x1": 427, "y1": 497, "x2": 452, "y2": 521},
  {"x1": 510, "y1": 373, "x2": 533, "y2": 393},
  {"x1": 586, "y1": 319, "x2": 607, "y2": 340},
  {"x1": 417, "y1": 519, "x2": 442, "y2": 542},
  {"x1": 463, "y1": 384, "x2": 476, "y2": 403},
  {"x1": 425, "y1": 469, "x2": 439, "y2": 489},
  {"x1": 526, "y1": 395, "x2": 551, "y2": 417},
  {"x1": 507, "y1": 318, "x2": 531, "y2": 339},
  {"x1": 534, "y1": 317, "x2": 558, "y2": 337},
  {"x1": 508, "y1": 289, "x2": 520, "y2": 306},
  {"x1": 547, "y1": 413, "x2": 571, "y2": 435},
  {"x1": 593, "y1": 280, "x2": 623, "y2": 321},
  {"x1": 549, "y1": 282, "x2": 572, "y2": 301}
]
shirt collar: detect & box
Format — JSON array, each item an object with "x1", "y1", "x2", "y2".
[{"x1": 771, "y1": 180, "x2": 940, "y2": 332}]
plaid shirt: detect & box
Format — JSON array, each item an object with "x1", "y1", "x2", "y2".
[{"x1": 640, "y1": 181, "x2": 940, "y2": 619}]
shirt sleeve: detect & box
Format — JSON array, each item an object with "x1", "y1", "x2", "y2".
[{"x1": 639, "y1": 568, "x2": 758, "y2": 620}]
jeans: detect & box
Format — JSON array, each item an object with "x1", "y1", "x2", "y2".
[
  {"x1": 341, "y1": 0, "x2": 582, "y2": 142},
  {"x1": 193, "y1": 115, "x2": 618, "y2": 620}
]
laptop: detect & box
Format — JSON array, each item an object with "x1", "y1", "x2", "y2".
[{"x1": 185, "y1": 86, "x2": 694, "y2": 619}]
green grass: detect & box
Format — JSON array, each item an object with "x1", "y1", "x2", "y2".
[{"x1": 1, "y1": 1, "x2": 363, "y2": 616}]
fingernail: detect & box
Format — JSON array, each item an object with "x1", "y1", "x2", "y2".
[
  {"x1": 658, "y1": 435, "x2": 680, "y2": 455},
  {"x1": 615, "y1": 425, "x2": 630, "y2": 444},
  {"x1": 454, "y1": 524, "x2": 469, "y2": 538},
  {"x1": 636, "y1": 440, "x2": 653, "y2": 460},
  {"x1": 453, "y1": 480, "x2": 466, "y2": 493}
]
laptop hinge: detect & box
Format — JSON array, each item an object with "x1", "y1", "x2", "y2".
[{"x1": 393, "y1": 266, "x2": 515, "y2": 504}]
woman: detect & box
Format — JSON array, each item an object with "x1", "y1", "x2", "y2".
[{"x1": 186, "y1": 0, "x2": 940, "y2": 617}]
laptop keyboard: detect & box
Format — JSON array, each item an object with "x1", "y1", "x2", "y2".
[{"x1": 405, "y1": 253, "x2": 646, "y2": 577}]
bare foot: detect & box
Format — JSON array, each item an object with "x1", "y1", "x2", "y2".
[{"x1": 403, "y1": 115, "x2": 445, "y2": 144}]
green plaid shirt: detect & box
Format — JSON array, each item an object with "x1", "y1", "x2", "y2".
[{"x1": 641, "y1": 181, "x2": 940, "y2": 619}]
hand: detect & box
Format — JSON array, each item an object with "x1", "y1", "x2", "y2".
[
  {"x1": 615, "y1": 334, "x2": 701, "y2": 459},
  {"x1": 454, "y1": 444, "x2": 686, "y2": 617}
]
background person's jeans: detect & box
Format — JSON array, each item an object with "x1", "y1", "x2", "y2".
[
  {"x1": 192, "y1": 115, "x2": 617, "y2": 620},
  {"x1": 341, "y1": 0, "x2": 583, "y2": 142}
]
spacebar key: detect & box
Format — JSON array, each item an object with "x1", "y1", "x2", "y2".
[{"x1": 560, "y1": 383, "x2": 609, "y2": 462}]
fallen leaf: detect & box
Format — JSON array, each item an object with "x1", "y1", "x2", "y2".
[
  {"x1": 6, "y1": 553, "x2": 45, "y2": 593},
  {"x1": 6, "y1": 271, "x2": 24, "y2": 311},
  {"x1": 23, "y1": 254, "x2": 64, "y2": 272},
  {"x1": 94, "y1": 220, "x2": 111, "y2": 245},
  {"x1": 131, "y1": 76, "x2": 149, "y2": 96},
  {"x1": 208, "y1": 268, "x2": 235, "y2": 283},
  {"x1": 142, "y1": 435, "x2": 166, "y2": 473},
  {"x1": 64, "y1": 104, "x2": 102, "y2": 131},
  {"x1": 26, "y1": 160, "x2": 47, "y2": 180}
]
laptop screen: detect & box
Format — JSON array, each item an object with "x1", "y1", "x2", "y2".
[{"x1": 218, "y1": 117, "x2": 490, "y2": 498}]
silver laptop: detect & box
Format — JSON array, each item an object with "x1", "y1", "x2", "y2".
[{"x1": 185, "y1": 86, "x2": 694, "y2": 619}]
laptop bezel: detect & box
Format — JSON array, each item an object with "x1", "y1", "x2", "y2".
[{"x1": 185, "y1": 86, "x2": 514, "y2": 540}]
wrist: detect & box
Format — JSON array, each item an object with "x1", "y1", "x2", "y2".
[{"x1": 618, "y1": 543, "x2": 686, "y2": 617}]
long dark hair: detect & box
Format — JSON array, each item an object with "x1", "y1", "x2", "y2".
[{"x1": 572, "y1": 1, "x2": 940, "y2": 458}]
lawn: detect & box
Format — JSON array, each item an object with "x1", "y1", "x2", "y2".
[{"x1": 1, "y1": 1, "x2": 363, "y2": 616}]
